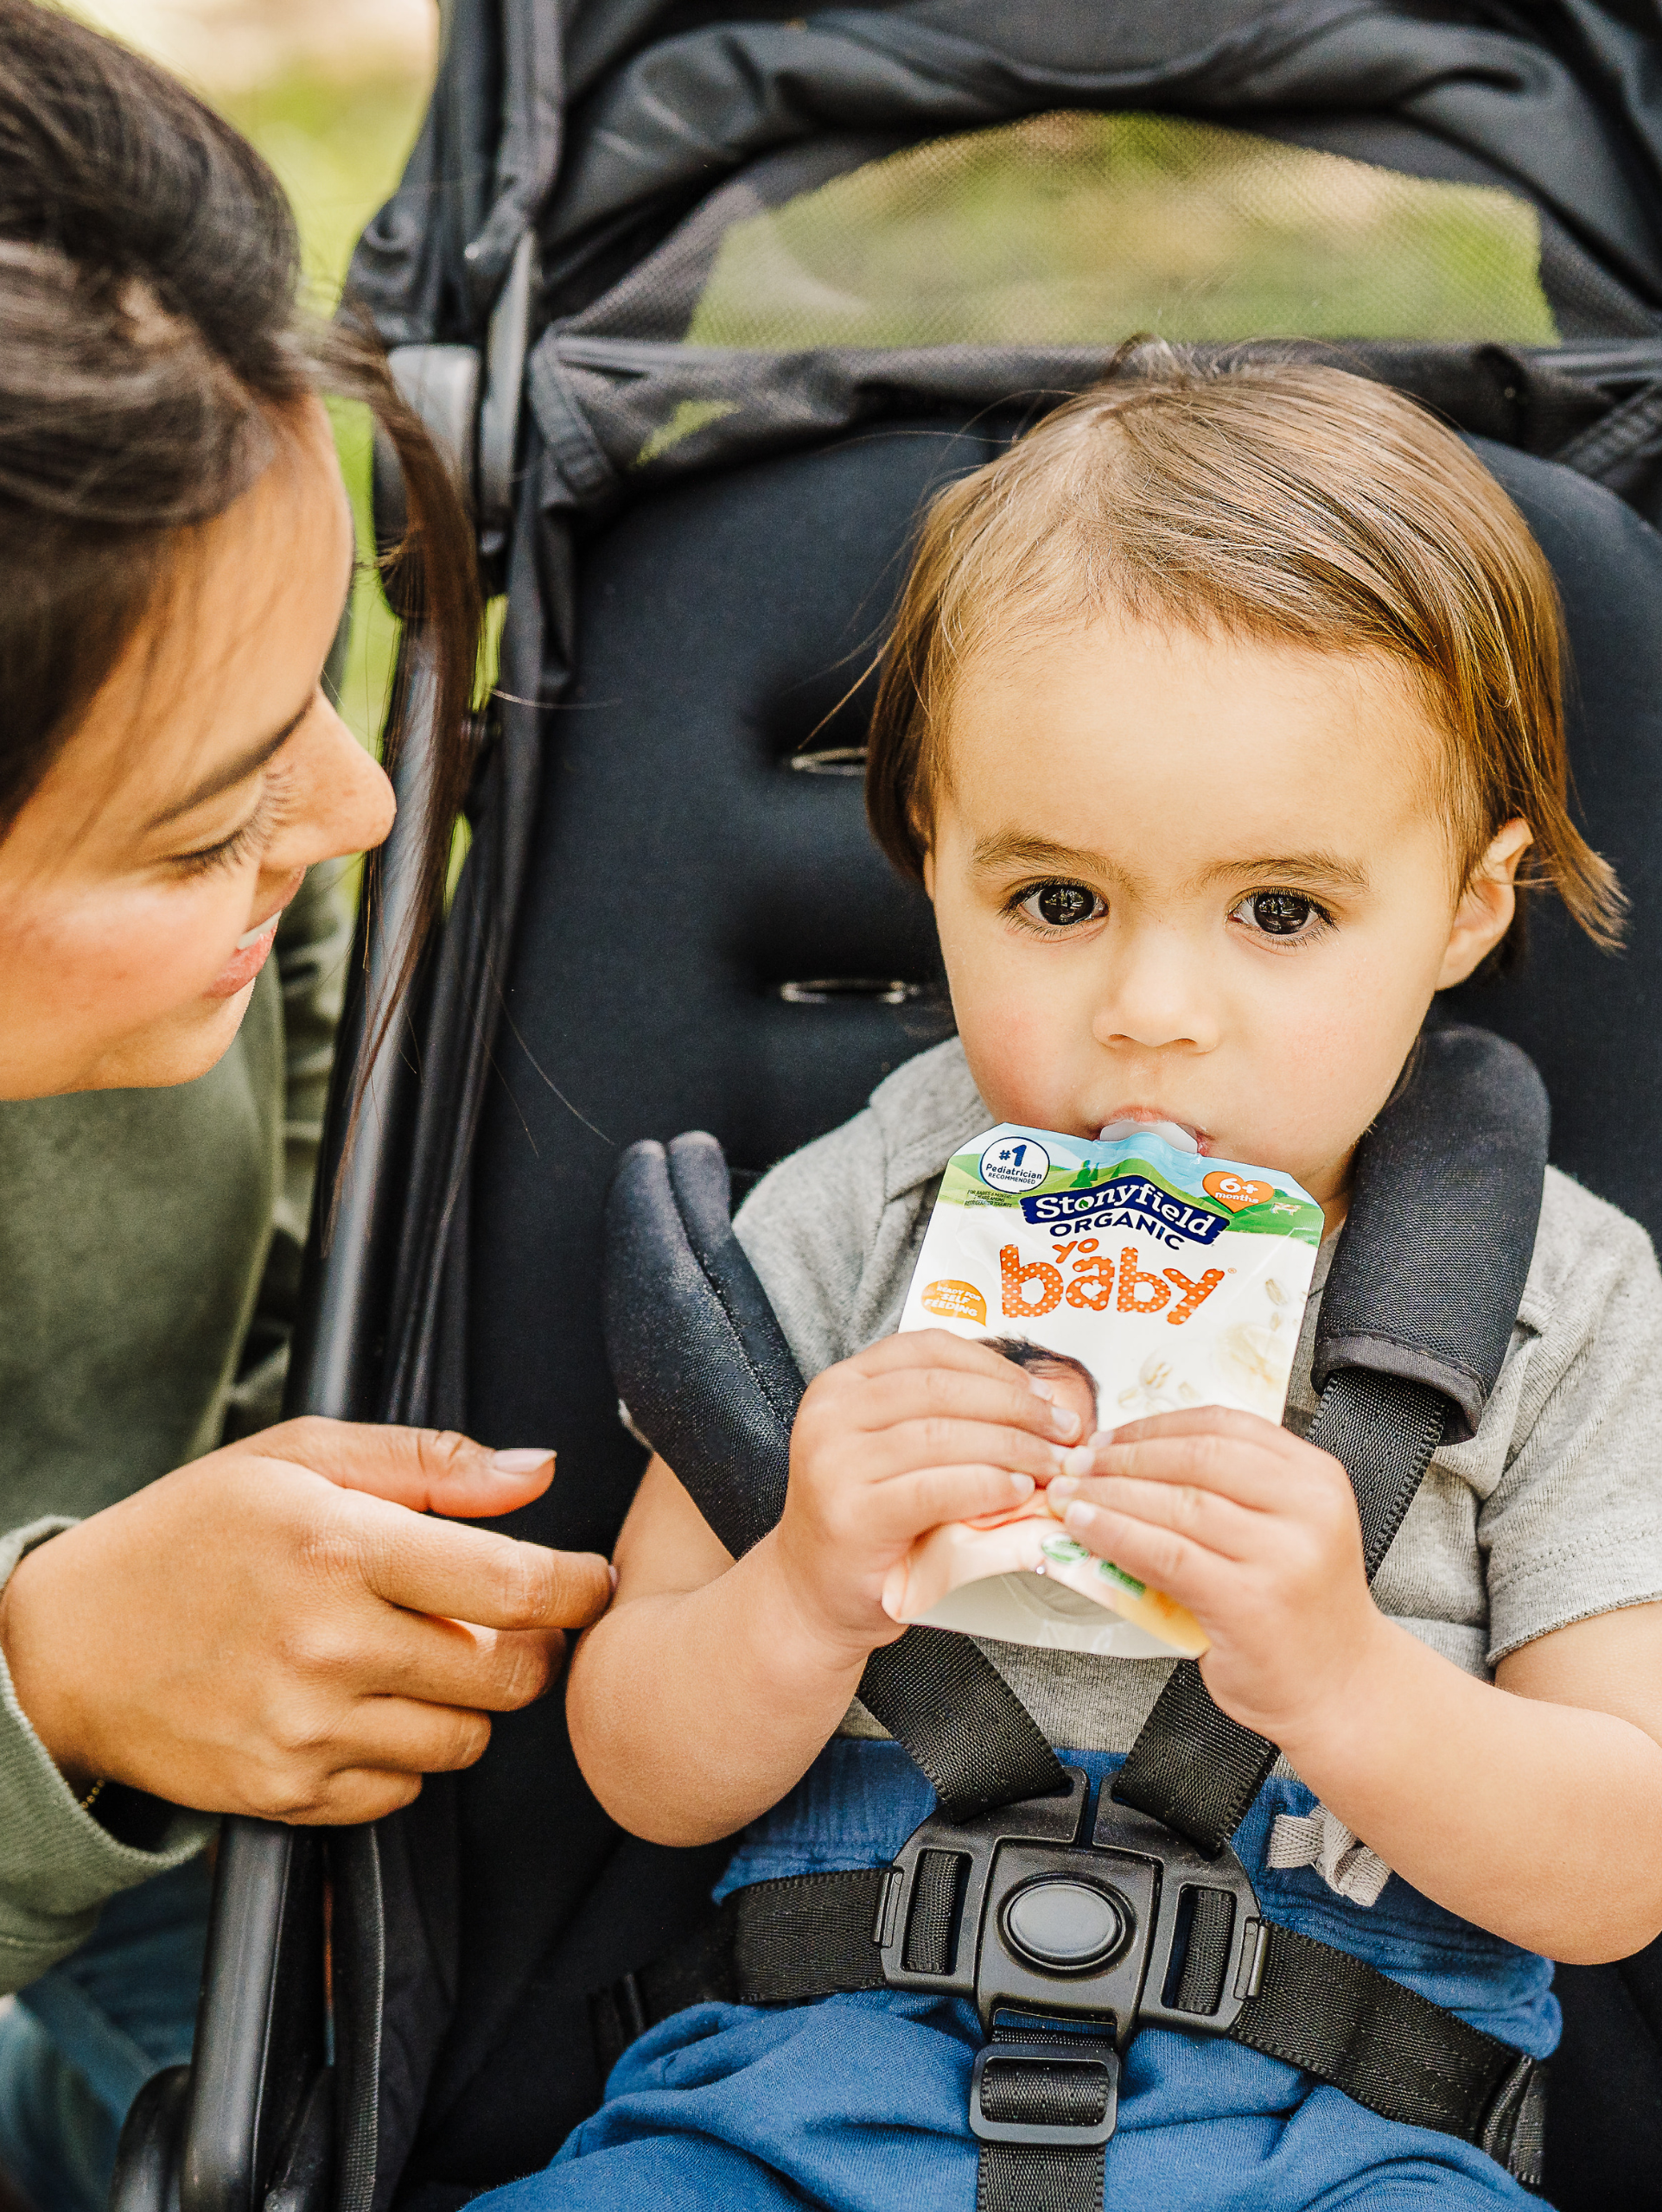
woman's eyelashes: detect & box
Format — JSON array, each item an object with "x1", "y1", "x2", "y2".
[
  {"x1": 1010, "y1": 880, "x2": 1107, "y2": 932},
  {"x1": 169, "y1": 770, "x2": 295, "y2": 879},
  {"x1": 1228, "y1": 887, "x2": 1334, "y2": 943}
]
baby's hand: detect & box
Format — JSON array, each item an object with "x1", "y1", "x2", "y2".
[
  {"x1": 1048, "y1": 1408, "x2": 1385, "y2": 1750},
  {"x1": 775, "y1": 1331, "x2": 1089, "y2": 1656}
]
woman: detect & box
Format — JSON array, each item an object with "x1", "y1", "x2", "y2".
[{"x1": 0, "y1": 8, "x2": 608, "y2": 2207}]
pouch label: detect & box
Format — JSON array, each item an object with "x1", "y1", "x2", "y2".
[{"x1": 1020, "y1": 1175, "x2": 1227, "y2": 1246}]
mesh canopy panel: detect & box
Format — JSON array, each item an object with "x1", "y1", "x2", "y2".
[{"x1": 678, "y1": 111, "x2": 1557, "y2": 350}]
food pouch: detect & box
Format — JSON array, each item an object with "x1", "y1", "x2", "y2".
[{"x1": 883, "y1": 1123, "x2": 1322, "y2": 1659}]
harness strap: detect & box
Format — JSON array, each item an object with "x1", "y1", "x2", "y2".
[
  {"x1": 973, "y1": 2026, "x2": 1117, "y2": 2212},
  {"x1": 599, "y1": 1871, "x2": 1543, "y2": 2189},
  {"x1": 1111, "y1": 1370, "x2": 1449, "y2": 1853},
  {"x1": 860, "y1": 1630, "x2": 1066, "y2": 1822}
]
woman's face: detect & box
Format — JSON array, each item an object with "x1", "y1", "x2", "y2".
[{"x1": 0, "y1": 399, "x2": 393, "y2": 1098}]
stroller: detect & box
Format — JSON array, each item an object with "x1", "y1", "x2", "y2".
[{"x1": 110, "y1": 5, "x2": 1662, "y2": 2209}]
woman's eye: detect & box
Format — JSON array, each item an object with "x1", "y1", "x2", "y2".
[
  {"x1": 1232, "y1": 889, "x2": 1325, "y2": 939},
  {"x1": 1016, "y1": 881, "x2": 1106, "y2": 931}
]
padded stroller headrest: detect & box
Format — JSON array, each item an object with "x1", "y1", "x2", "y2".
[{"x1": 605, "y1": 1024, "x2": 1547, "y2": 1533}]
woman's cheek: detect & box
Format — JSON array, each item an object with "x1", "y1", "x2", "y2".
[{"x1": 57, "y1": 874, "x2": 255, "y2": 1019}]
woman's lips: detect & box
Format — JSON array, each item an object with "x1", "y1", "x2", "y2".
[{"x1": 204, "y1": 910, "x2": 282, "y2": 1000}]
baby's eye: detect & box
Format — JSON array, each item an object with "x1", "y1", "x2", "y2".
[
  {"x1": 1015, "y1": 881, "x2": 1106, "y2": 931},
  {"x1": 1231, "y1": 889, "x2": 1328, "y2": 939}
]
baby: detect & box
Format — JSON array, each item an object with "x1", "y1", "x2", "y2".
[{"x1": 509, "y1": 360, "x2": 1662, "y2": 2209}]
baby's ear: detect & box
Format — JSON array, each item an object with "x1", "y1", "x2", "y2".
[{"x1": 1436, "y1": 819, "x2": 1531, "y2": 989}]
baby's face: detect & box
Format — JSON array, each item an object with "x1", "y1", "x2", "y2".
[{"x1": 924, "y1": 613, "x2": 1521, "y2": 1215}]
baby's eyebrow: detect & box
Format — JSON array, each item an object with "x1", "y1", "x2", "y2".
[
  {"x1": 1202, "y1": 851, "x2": 1371, "y2": 891},
  {"x1": 971, "y1": 832, "x2": 1105, "y2": 874}
]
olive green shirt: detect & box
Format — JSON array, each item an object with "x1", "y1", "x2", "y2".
[{"x1": 0, "y1": 862, "x2": 350, "y2": 1989}]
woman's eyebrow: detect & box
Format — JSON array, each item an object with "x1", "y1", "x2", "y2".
[{"x1": 147, "y1": 698, "x2": 312, "y2": 830}]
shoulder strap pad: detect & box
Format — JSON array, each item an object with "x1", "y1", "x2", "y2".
[
  {"x1": 603, "y1": 1131, "x2": 803, "y2": 1559},
  {"x1": 1315, "y1": 1023, "x2": 1549, "y2": 1443}
]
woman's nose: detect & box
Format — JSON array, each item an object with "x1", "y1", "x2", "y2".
[{"x1": 277, "y1": 697, "x2": 397, "y2": 872}]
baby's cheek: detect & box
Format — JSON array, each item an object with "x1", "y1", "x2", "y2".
[
  {"x1": 957, "y1": 998, "x2": 1076, "y2": 1128},
  {"x1": 1234, "y1": 994, "x2": 1412, "y2": 1168}
]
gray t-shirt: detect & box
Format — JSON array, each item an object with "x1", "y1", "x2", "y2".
[{"x1": 734, "y1": 1037, "x2": 1662, "y2": 1758}]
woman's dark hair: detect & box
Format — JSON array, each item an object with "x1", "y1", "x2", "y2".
[{"x1": 0, "y1": 0, "x2": 479, "y2": 1016}]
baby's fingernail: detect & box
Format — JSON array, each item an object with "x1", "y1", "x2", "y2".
[
  {"x1": 1064, "y1": 1501, "x2": 1095, "y2": 1534},
  {"x1": 491, "y1": 1447, "x2": 554, "y2": 1475},
  {"x1": 1049, "y1": 1477, "x2": 1079, "y2": 1502},
  {"x1": 1009, "y1": 1472, "x2": 1035, "y2": 1497},
  {"x1": 1048, "y1": 1405, "x2": 1082, "y2": 1440}
]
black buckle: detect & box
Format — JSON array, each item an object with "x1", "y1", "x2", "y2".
[
  {"x1": 876, "y1": 1767, "x2": 1262, "y2": 2056},
  {"x1": 969, "y1": 2041, "x2": 1120, "y2": 2147}
]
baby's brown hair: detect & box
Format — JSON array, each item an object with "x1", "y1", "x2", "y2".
[{"x1": 866, "y1": 351, "x2": 1622, "y2": 962}]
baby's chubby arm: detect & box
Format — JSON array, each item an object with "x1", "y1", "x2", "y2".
[
  {"x1": 1051, "y1": 1409, "x2": 1662, "y2": 1962},
  {"x1": 567, "y1": 1331, "x2": 1089, "y2": 1845}
]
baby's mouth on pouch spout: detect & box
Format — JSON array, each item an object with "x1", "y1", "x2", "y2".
[{"x1": 1096, "y1": 1108, "x2": 1209, "y2": 1155}]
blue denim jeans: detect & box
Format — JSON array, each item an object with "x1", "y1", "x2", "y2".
[
  {"x1": 0, "y1": 1855, "x2": 211, "y2": 2212},
  {"x1": 474, "y1": 1743, "x2": 1554, "y2": 2212}
]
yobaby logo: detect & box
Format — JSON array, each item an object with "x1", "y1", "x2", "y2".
[{"x1": 1021, "y1": 1175, "x2": 1227, "y2": 1249}]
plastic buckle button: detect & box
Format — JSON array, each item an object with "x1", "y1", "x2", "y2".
[
  {"x1": 881, "y1": 1767, "x2": 1263, "y2": 2054},
  {"x1": 969, "y1": 2043, "x2": 1120, "y2": 2147}
]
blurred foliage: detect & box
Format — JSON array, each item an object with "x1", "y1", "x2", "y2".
[
  {"x1": 220, "y1": 69, "x2": 431, "y2": 749},
  {"x1": 690, "y1": 110, "x2": 1556, "y2": 351}
]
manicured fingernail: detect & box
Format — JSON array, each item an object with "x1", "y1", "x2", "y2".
[
  {"x1": 1064, "y1": 1501, "x2": 1096, "y2": 1533},
  {"x1": 1009, "y1": 1473, "x2": 1035, "y2": 1498},
  {"x1": 491, "y1": 1447, "x2": 553, "y2": 1475},
  {"x1": 1048, "y1": 1404, "x2": 1082, "y2": 1440},
  {"x1": 1060, "y1": 1445, "x2": 1095, "y2": 1478},
  {"x1": 1028, "y1": 1378, "x2": 1056, "y2": 1400},
  {"x1": 1049, "y1": 1477, "x2": 1079, "y2": 1502},
  {"x1": 608, "y1": 1562, "x2": 619, "y2": 1592}
]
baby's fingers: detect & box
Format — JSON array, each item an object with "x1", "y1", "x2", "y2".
[
  {"x1": 1050, "y1": 1501, "x2": 1233, "y2": 1623},
  {"x1": 876, "y1": 1417, "x2": 1085, "y2": 1489},
  {"x1": 873, "y1": 1463, "x2": 1038, "y2": 1543},
  {"x1": 856, "y1": 1365, "x2": 1085, "y2": 1447},
  {"x1": 1051, "y1": 1475, "x2": 1262, "y2": 1564},
  {"x1": 1080, "y1": 1428, "x2": 1298, "y2": 1511}
]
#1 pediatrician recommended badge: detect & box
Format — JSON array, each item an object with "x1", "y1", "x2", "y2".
[{"x1": 978, "y1": 1135, "x2": 1052, "y2": 1193}]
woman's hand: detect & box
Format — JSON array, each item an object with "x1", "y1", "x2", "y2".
[
  {"x1": 774, "y1": 1330, "x2": 1089, "y2": 1659},
  {"x1": 1048, "y1": 1406, "x2": 1386, "y2": 1747},
  {"x1": 0, "y1": 1418, "x2": 612, "y2": 1824}
]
